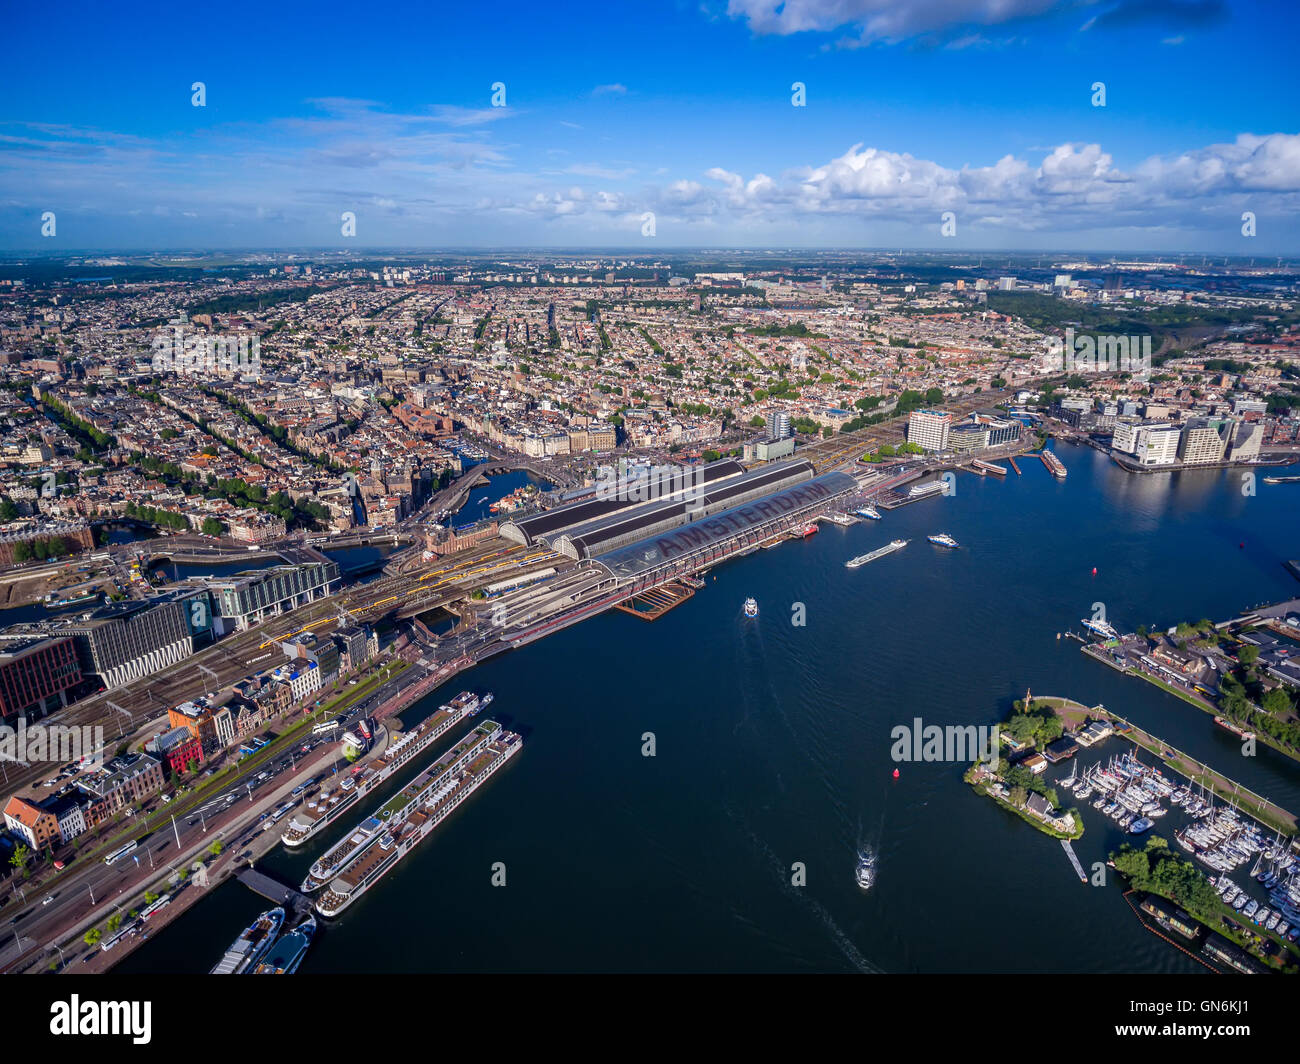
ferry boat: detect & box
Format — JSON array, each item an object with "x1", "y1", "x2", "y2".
[
  {"x1": 927, "y1": 532, "x2": 958, "y2": 548},
  {"x1": 855, "y1": 506, "x2": 882, "y2": 520},
  {"x1": 743, "y1": 597, "x2": 759, "y2": 618},
  {"x1": 846, "y1": 539, "x2": 908, "y2": 569},
  {"x1": 282, "y1": 692, "x2": 490, "y2": 849},
  {"x1": 253, "y1": 915, "x2": 316, "y2": 974},
  {"x1": 1080, "y1": 617, "x2": 1120, "y2": 642},
  {"x1": 210, "y1": 907, "x2": 284, "y2": 975},
  {"x1": 316, "y1": 722, "x2": 522, "y2": 919},
  {"x1": 854, "y1": 848, "x2": 877, "y2": 890}
]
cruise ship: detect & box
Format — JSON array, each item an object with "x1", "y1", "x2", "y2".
[
  {"x1": 1041, "y1": 449, "x2": 1067, "y2": 479},
  {"x1": 304, "y1": 717, "x2": 512, "y2": 893},
  {"x1": 253, "y1": 915, "x2": 316, "y2": 974},
  {"x1": 908, "y1": 480, "x2": 946, "y2": 499},
  {"x1": 316, "y1": 722, "x2": 522, "y2": 919},
  {"x1": 210, "y1": 907, "x2": 284, "y2": 975},
  {"x1": 846, "y1": 539, "x2": 908, "y2": 568},
  {"x1": 927, "y1": 532, "x2": 958, "y2": 548},
  {"x1": 282, "y1": 691, "x2": 489, "y2": 849}
]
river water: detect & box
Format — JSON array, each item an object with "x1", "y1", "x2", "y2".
[{"x1": 117, "y1": 443, "x2": 1300, "y2": 973}]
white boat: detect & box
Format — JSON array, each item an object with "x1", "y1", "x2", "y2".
[
  {"x1": 927, "y1": 532, "x2": 959, "y2": 548},
  {"x1": 743, "y1": 597, "x2": 758, "y2": 618},
  {"x1": 854, "y1": 848, "x2": 876, "y2": 890},
  {"x1": 1080, "y1": 617, "x2": 1120, "y2": 641},
  {"x1": 855, "y1": 506, "x2": 882, "y2": 520}
]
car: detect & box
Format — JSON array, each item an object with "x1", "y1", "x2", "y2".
[{"x1": 42, "y1": 894, "x2": 55, "y2": 906}]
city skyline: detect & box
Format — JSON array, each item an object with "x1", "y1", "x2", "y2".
[{"x1": 3, "y1": 0, "x2": 1298, "y2": 252}]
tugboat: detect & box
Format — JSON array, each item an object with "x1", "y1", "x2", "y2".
[
  {"x1": 927, "y1": 532, "x2": 958, "y2": 548},
  {"x1": 743, "y1": 597, "x2": 759, "y2": 618},
  {"x1": 855, "y1": 848, "x2": 877, "y2": 890}
]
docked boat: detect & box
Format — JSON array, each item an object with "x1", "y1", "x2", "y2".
[
  {"x1": 1080, "y1": 617, "x2": 1120, "y2": 642},
  {"x1": 846, "y1": 539, "x2": 909, "y2": 569},
  {"x1": 927, "y1": 532, "x2": 958, "y2": 549},
  {"x1": 743, "y1": 597, "x2": 758, "y2": 618},
  {"x1": 254, "y1": 915, "x2": 316, "y2": 974},
  {"x1": 855, "y1": 848, "x2": 876, "y2": 890},
  {"x1": 1129, "y1": 816, "x2": 1154, "y2": 834},
  {"x1": 316, "y1": 722, "x2": 522, "y2": 919},
  {"x1": 799, "y1": 523, "x2": 819, "y2": 537},
  {"x1": 282, "y1": 692, "x2": 490, "y2": 849},
  {"x1": 855, "y1": 506, "x2": 882, "y2": 520},
  {"x1": 210, "y1": 907, "x2": 284, "y2": 975},
  {"x1": 1041, "y1": 449, "x2": 1067, "y2": 479}
]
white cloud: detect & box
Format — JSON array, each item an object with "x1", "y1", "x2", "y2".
[{"x1": 725, "y1": 0, "x2": 1061, "y2": 44}]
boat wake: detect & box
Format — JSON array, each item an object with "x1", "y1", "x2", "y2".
[{"x1": 727, "y1": 806, "x2": 883, "y2": 974}]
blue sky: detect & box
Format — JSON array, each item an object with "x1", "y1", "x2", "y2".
[{"x1": 2, "y1": 0, "x2": 1297, "y2": 252}]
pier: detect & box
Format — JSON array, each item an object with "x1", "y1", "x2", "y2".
[
  {"x1": 1060, "y1": 839, "x2": 1087, "y2": 883},
  {"x1": 613, "y1": 580, "x2": 696, "y2": 621},
  {"x1": 971, "y1": 459, "x2": 1007, "y2": 477},
  {"x1": 237, "y1": 869, "x2": 313, "y2": 915},
  {"x1": 1008, "y1": 456, "x2": 1022, "y2": 475}
]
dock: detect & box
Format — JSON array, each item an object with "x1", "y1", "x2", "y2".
[
  {"x1": 1008, "y1": 456, "x2": 1022, "y2": 475},
  {"x1": 1060, "y1": 839, "x2": 1087, "y2": 883},
  {"x1": 613, "y1": 580, "x2": 696, "y2": 621},
  {"x1": 237, "y1": 868, "x2": 313, "y2": 914},
  {"x1": 971, "y1": 459, "x2": 1007, "y2": 477}
]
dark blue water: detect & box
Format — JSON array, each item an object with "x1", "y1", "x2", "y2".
[
  {"x1": 452, "y1": 469, "x2": 553, "y2": 525},
  {"x1": 117, "y1": 444, "x2": 1300, "y2": 973}
]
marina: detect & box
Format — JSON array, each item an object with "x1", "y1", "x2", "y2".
[{"x1": 315, "y1": 721, "x2": 522, "y2": 918}]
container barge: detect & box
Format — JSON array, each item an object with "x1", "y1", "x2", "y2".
[
  {"x1": 281, "y1": 691, "x2": 490, "y2": 849},
  {"x1": 846, "y1": 539, "x2": 908, "y2": 569},
  {"x1": 315, "y1": 721, "x2": 522, "y2": 918}
]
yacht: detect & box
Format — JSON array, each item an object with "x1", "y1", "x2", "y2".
[
  {"x1": 743, "y1": 598, "x2": 758, "y2": 618},
  {"x1": 927, "y1": 532, "x2": 959, "y2": 549}
]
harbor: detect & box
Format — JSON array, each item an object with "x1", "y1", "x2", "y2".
[{"x1": 111, "y1": 444, "x2": 1300, "y2": 975}]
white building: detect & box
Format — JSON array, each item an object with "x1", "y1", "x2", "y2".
[
  {"x1": 1113, "y1": 422, "x2": 1180, "y2": 466},
  {"x1": 907, "y1": 409, "x2": 952, "y2": 453}
]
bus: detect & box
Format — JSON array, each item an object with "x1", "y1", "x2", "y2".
[
  {"x1": 103, "y1": 841, "x2": 138, "y2": 866},
  {"x1": 312, "y1": 720, "x2": 340, "y2": 737}
]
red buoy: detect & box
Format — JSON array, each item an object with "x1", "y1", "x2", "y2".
[
  {"x1": 892, "y1": 768, "x2": 900, "y2": 779},
  {"x1": 1091, "y1": 567, "x2": 1097, "y2": 575}
]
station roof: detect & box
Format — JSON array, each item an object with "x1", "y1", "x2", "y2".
[
  {"x1": 592, "y1": 470, "x2": 857, "y2": 580},
  {"x1": 501, "y1": 458, "x2": 745, "y2": 544},
  {"x1": 560, "y1": 460, "x2": 815, "y2": 558}
]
